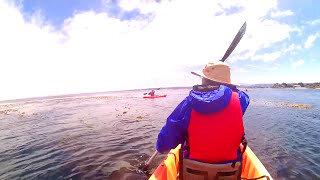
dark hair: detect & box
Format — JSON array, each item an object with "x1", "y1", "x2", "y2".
[
  {"x1": 192, "y1": 78, "x2": 236, "y2": 92},
  {"x1": 202, "y1": 78, "x2": 223, "y2": 86}
]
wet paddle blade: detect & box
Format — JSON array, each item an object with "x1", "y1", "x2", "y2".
[
  {"x1": 139, "y1": 151, "x2": 158, "y2": 171},
  {"x1": 220, "y1": 22, "x2": 247, "y2": 62}
]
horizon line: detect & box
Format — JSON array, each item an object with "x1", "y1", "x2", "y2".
[{"x1": 1, "y1": 82, "x2": 319, "y2": 104}]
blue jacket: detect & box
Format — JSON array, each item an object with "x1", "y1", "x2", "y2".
[{"x1": 156, "y1": 85, "x2": 250, "y2": 153}]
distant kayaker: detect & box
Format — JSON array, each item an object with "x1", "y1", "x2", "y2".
[
  {"x1": 156, "y1": 62, "x2": 250, "y2": 179},
  {"x1": 148, "y1": 90, "x2": 155, "y2": 97}
]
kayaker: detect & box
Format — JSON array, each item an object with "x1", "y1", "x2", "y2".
[
  {"x1": 148, "y1": 90, "x2": 155, "y2": 97},
  {"x1": 156, "y1": 61, "x2": 250, "y2": 179}
]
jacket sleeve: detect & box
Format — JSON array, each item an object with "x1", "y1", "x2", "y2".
[
  {"x1": 156, "y1": 97, "x2": 192, "y2": 153},
  {"x1": 238, "y1": 91, "x2": 250, "y2": 115}
]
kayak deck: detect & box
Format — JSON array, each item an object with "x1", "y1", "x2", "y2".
[
  {"x1": 149, "y1": 145, "x2": 272, "y2": 180},
  {"x1": 241, "y1": 146, "x2": 272, "y2": 179}
]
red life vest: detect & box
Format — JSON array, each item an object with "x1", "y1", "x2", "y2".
[{"x1": 187, "y1": 91, "x2": 244, "y2": 163}]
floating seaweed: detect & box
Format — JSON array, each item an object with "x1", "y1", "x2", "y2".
[
  {"x1": 251, "y1": 100, "x2": 314, "y2": 109},
  {"x1": 0, "y1": 109, "x2": 19, "y2": 115},
  {"x1": 285, "y1": 104, "x2": 314, "y2": 109}
]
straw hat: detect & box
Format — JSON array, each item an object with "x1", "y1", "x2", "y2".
[{"x1": 191, "y1": 61, "x2": 236, "y2": 86}]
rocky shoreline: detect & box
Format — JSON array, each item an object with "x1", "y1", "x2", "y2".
[{"x1": 272, "y1": 82, "x2": 320, "y2": 89}]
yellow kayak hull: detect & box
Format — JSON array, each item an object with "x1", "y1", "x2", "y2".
[{"x1": 149, "y1": 144, "x2": 272, "y2": 180}]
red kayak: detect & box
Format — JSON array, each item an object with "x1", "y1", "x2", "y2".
[{"x1": 143, "y1": 95, "x2": 167, "y2": 99}]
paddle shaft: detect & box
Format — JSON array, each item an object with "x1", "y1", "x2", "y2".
[{"x1": 145, "y1": 151, "x2": 158, "y2": 167}]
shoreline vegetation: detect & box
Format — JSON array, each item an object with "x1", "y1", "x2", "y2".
[
  {"x1": 241, "y1": 82, "x2": 320, "y2": 89},
  {"x1": 272, "y1": 82, "x2": 320, "y2": 89}
]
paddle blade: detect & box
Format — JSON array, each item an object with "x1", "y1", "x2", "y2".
[
  {"x1": 220, "y1": 22, "x2": 247, "y2": 62},
  {"x1": 139, "y1": 151, "x2": 158, "y2": 171}
]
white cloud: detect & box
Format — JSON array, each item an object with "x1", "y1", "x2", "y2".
[
  {"x1": 239, "y1": 43, "x2": 300, "y2": 62},
  {"x1": 232, "y1": 67, "x2": 249, "y2": 73},
  {"x1": 304, "y1": 34, "x2": 318, "y2": 48},
  {"x1": 230, "y1": 22, "x2": 298, "y2": 63},
  {"x1": 247, "y1": 64, "x2": 259, "y2": 68},
  {"x1": 292, "y1": 60, "x2": 304, "y2": 69},
  {"x1": 271, "y1": 10, "x2": 293, "y2": 18},
  {"x1": 264, "y1": 66, "x2": 279, "y2": 71},
  {"x1": 116, "y1": 0, "x2": 162, "y2": 14},
  {"x1": 309, "y1": 18, "x2": 320, "y2": 25},
  {"x1": 283, "y1": 44, "x2": 301, "y2": 53},
  {"x1": 0, "y1": 0, "x2": 300, "y2": 100},
  {"x1": 247, "y1": 64, "x2": 279, "y2": 71},
  {"x1": 252, "y1": 51, "x2": 282, "y2": 62}
]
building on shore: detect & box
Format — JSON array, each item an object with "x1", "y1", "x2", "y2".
[{"x1": 293, "y1": 85, "x2": 307, "y2": 89}]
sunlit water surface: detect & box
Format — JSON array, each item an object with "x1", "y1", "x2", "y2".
[{"x1": 0, "y1": 88, "x2": 319, "y2": 179}]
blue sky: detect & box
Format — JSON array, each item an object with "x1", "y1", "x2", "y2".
[
  {"x1": 18, "y1": 0, "x2": 153, "y2": 27},
  {"x1": 1, "y1": 0, "x2": 320, "y2": 100},
  {"x1": 19, "y1": 0, "x2": 103, "y2": 28}
]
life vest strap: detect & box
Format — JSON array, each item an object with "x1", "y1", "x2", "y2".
[
  {"x1": 182, "y1": 158, "x2": 242, "y2": 180},
  {"x1": 182, "y1": 135, "x2": 247, "y2": 166},
  {"x1": 241, "y1": 175, "x2": 270, "y2": 180},
  {"x1": 232, "y1": 136, "x2": 247, "y2": 168}
]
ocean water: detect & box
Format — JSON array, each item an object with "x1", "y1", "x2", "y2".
[{"x1": 0, "y1": 88, "x2": 319, "y2": 179}]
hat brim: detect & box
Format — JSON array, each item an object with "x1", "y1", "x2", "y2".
[{"x1": 191, "y1": 71, "x2": 238, "y2": 87}]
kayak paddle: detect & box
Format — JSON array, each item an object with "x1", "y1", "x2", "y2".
[
  {"x1": 140, "y1": 150, "x2": 158, "y2": 171},
  {"x1": 220, "y1": 22, "x2": 246, "y2": 62}
]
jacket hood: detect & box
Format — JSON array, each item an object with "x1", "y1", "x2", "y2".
[{"x1": 189, "y1": 85, "x2": 232, "y2": 114}]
